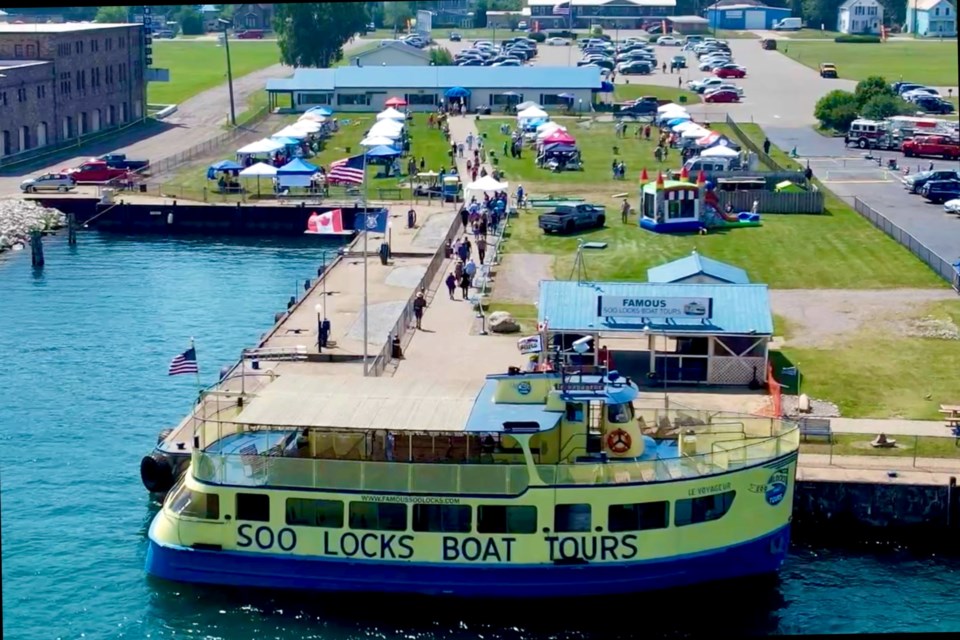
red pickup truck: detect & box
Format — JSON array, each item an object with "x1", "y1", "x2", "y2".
[
  {"x1": 901, "y1": 135, "x2": 960, "y2": 160},
  {"x1": 63, "y1": 160, "x2": 133, "y2": 183}
]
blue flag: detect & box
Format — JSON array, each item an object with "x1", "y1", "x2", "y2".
[
  {"x1": 354, "y1": 208, "x2": 389, "y2": 233},
  {"x1": 781, "y1": 366, "x2": 798, "y2": 377}
]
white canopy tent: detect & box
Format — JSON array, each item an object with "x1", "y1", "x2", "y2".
[
  {"x1": 700, "y1": 145, "x2": 740, "y2": 158},
  {"x1": 237, "y1": 138, "x2": 285, "y2": 155},
  {"x1": 658, "y1": 109, "x2": 689, "y2": 122},
  {"x1": 376, "y1": 107, "x2": 407, "y2": 121},
  {"x1": 360, "y1": 135, "x2": 398, "y2": 147},
  {"x1": 289, "y1": 120, "x2": 323, "y2": 133},
  {"x1": 536, "y1": 121, "x2": 565, "y2": 134},
  {"x1": 367, "y1": 123, "x2": 404, "y2": 138},
  {"x1": 681, "y1": 127, "x2": 712, "y2": 139},
  {"x1": 517, "y1": 106, "x2": 548, "y2": 120},
  {"x1": 466, "y1": 175, "x2": 509, "y2": 192},
  {"x1": 299, "y1": 112, "x2": 327, "y2": 123},
  {"x1": 657, "y1": 102, "x2": 684, "y2": 113},
  {"x1": 273, "y1": 126, "x2": 309, "y2": 139},
  {"x1": 238, "y1": 162, "x2": 279, "y2": 197},
  {"x1": 672, "y1": 121, "x2": 701, "y2": 133}
]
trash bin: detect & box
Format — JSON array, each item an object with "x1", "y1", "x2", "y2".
[
  {"x1": 679, "y1": 96, "x2": 687, "y2": 104},
  {"x1": 139, "y1": 184, "x2": 147, "y2": 193},
  {"x1": 344, "y1": 146, "x2": 351, "y2": 154}
]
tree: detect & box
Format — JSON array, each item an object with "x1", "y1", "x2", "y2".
[
  {"x1": 94, "y1": 7, "x2": 129, "y2": 23},
  {"x1": 814, "y1": 89, "x2": 860, "y2": 131},
  {"x1": 854, "y1": 76, "x2": 893, "y2": 108},
  {"x1": 473, "y1": 0, "x2": 488, "y2": 28},
  {"x1": 383, "y1": 2, "x2": 413, "y2": 30},
  {"x1": 802, "y1": 0, "x2": 841, "y2": 31},
  {"x1": 861, "y1": 94, "x2": 912, "y2": 120},
  {"x1": 179, "y1": 8, "x2": 205, "y2": 36},
  {"x1": 430, "y1": 47, "x2": 455, "y2": 66},
  {"x1": 274, "y1": 3, "x2": 369, "y2": 68}
]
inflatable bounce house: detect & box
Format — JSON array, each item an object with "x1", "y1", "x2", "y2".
[{"x1": 639, "y1": 168, "x2": 761, "y2": 234}]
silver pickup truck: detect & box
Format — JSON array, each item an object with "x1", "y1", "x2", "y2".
[{"x1": 538, "y1": 203, "x2": 606, "y2": 234}]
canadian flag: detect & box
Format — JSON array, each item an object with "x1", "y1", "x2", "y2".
[{"x1": 306, "y1": 209, "x2": 346, "y2": 234}]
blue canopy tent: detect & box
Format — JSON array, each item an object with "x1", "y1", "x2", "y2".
[
  {"x1": 206, "y1": 159, "x2": 243, "y2": 180},
  {"x1": 307, "y1": 106, "x2": 333, "y2": 116},
  {"x1": 271, "y1": 136, "x2": 301, "y2": 146},
  {"x1": 445, "y1": 87, "x2": 470, "y2": 98},
  {"x1": 666, "y1": 117, "x2": 691, "y2": 126},
  {"x1": 366, "y1": 145, "x2": 401, "y2": 157},
  {"x1": 277, "y1": 158, "x2": 319, "y2": 189},
  {"x1": 522, "y1": 117, "x2": 547, "y2": 132}
]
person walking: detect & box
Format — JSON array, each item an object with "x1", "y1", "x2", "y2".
[
  {"x1": 459, "y1": 271, "x2": 471, "y2": 299},
  {"x1": 413, "y1": 291, "x2": 427, "y2": 330},
  {"x1": 477, "y1": 236, "x2": 487, "y2": 264},
  {"x1": 763, "y1": 138, "x2": 771, "y2": 155},
  {"x1": 445, "y1": 273, "x2": 457, "y2": 300}
]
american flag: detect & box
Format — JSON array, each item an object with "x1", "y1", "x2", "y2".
[
  {"x1": 168, "y1": 347, "x2": 199, "y2": 376},
  {"x1": 552, "y1": 2, "x2": 570, "y2": 16},
  {"x1": 328, "y1": 155, "x2": 365, "y2": 185}
]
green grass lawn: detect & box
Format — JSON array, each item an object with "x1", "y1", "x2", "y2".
[
  {"x1": 777, "y1": 40, "x2": 959, "y2": 86},
  {"x1": 772, "y1": 300, "x2": 960, "y2": 420},
  {"x1": 799, "y1": 432, "x2": 960, "y2": 458},
  {"x1": 712, "y1": 29, "x2": 760, "y2": 40},
  {"x1": 148, "y1": 40, "x2": 282, "y2": 105},
  {"x1": 614, "y1": 84, "x2": 700, "y2": 104},
  {"x1": 780, "y1": 29, "x2": 843, "y2": 40},
  {"x1": 161, "y1": 113, "x2": 450, "y2": 201}
]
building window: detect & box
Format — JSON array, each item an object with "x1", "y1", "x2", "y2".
[
  {"x1": 106, "y1": 38, "x2": 113, "y2": 51},
  {"x1": 412, "y1": 504, "x2": 472, "y2": 533},
  {"x1": 554, "y1": 504, "x2": 592, "y2": 532},
  {"x1": 285, "y1": 498, "x2": 344, "y2": 528},
  {"x1": 14, "y1": 44, "x2": 23, "y2": 57},
  {"x1": 406, "y1": 93, "x2": 437, "y2": 106},
  {"x1": 608, "y1": 501, "x2": 670, "y2": 532},
  {"x1": 236, "y1": 493, "x2": 271, "y2": 522},
  {"x1": 26, "y1": 44, "x2": 36, "y2": 57},
  {"x1": 17, "y1": 88, "x2": 26, "y2": 103},
  {"x1": 1, "y1": 92, "x2": 7, "y2": 107},
  {"x1": 337, "y1": 93, "x2": 370, "y2": 106},
  {"x1": 674, "y1": 491, "x2": 736, "y2": 527},
  {"x1": 348, "y1": 502, "x2": 407, "y2": 531},
  {"x1": 298, "y1": 92, "x2": 332, "y2": 105},
  {"x1": 91, "y1": 39, "x2": 99, "y2": 53},
  {"x1": 477, "y1": 505, "x2": 537, "y2": 534}
]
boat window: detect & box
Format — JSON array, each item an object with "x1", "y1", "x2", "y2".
[
  {"x1": 412, "y1": 504, "x2": 472, "y2": 533},
  {"x1": 606, "y1": 403, "x2": 634, "y2": 424},
  {"x1": 554, "y1": 503, "x2": 591, "y2": 532},
  {"x1": 236, "y1": 493, "x2": 270, "y2": 522},
  {"x1": 565, "y1": 402, "x2": 584, "y2": 422},
  {"x1": 477, "y1": 505, "x2": 537, "y2": 534},
  {"x1": 169, "y1": 485, "x2": 220, "y2": 520},
  {"x1": 674, "y1": 491, "x2": 736, "y2": 527},
  {"x1": 608, "y1": 501, "x2": 669, "y2": 532},
  {"x1": 285, "y1": 498, "x2": 343, "y2": 528},
  {"x1": 348, "y1": 501, "x2": 407, "y2": 531}
]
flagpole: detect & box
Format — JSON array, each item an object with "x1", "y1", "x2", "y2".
[
  {"x1": 191, "y1": 337, "x2": 202, "y2": 399},
  {"x1": 362, "y1": 148, "x2": 369, "y2": 377}
]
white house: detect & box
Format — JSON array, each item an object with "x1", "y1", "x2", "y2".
[
  {"x1": 905, "y1": 0, "x2": 957, "y2": 37},
  {"x1": 837, "y1": 0, "x2": 884, "y2": 34},
  {"x1": 348, "y1": 41, "x2": 432, "y2": 67}
]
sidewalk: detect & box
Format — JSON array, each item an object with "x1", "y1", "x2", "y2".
[
  {"x1": 393, "y1": 113, "x2": 524, "y2": 379},
  {"x1": 827, "y1": 417, "x2": 952, "y2": 438}
]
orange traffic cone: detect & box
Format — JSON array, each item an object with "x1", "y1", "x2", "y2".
[
  {"x1": 640, "y1": 168, "x2": 649, "y2": 182},
  {"x1": 655, "y1": 171, "x2": 665, "y2": 189}
]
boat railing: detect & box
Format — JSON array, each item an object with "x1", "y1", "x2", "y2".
[{"x1": 192, "y1": 452, "x2": 532, "y2": 495}]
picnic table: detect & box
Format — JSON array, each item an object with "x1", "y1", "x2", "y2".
[{"x1": 940, "y1": 404, "x2": 960, "y2": 445}]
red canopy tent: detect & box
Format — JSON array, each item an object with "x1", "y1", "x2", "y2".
[
  {"x1": 542, "y1": 130, "x2": 576, "y2": 144},
  {"x1": 384, "y1": 96, "x2": 407, "y2": 107}
]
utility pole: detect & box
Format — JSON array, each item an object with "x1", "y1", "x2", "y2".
[{"x1": 218, "y1": 18, "x2": 237, "y2": 126}]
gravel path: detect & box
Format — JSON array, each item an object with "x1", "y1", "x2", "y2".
[
  {"x1": 769, "y1": 288, "x2": 958, "y2": 348},
  {"x1": 493, "y1": 253, "x2": 553, "y2": 304}
]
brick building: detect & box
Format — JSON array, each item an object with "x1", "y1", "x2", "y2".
[{"x1": 0, "y1": 23, "x2": 147, "y2": 160}]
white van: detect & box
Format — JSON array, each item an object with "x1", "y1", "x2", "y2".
[{"x1": 773, "y1": 17, "x2": 802, "y2": 31}]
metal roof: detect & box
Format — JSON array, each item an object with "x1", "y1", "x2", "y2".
[
  {"x1": 538, "y1": 281, "x2": 773, "y2": 335},
  {"x1": 266, "y1": 66, "x2": 603, "y2": 92},
  {"x1": 646, "y1": 251, "x2": 750, "y2": 285},
  {"x1": 0, "y1": 22, "x2": 141, "y2": 32},
  {"x1": 463, "y1": 380, "x2": 562, "y2": 433},
  {"x1": 349, "y1": 40, "x2": 430, "y2": 61},
  {"x1": 233, "y1": 374, "x2": 485, "y2": 431}
]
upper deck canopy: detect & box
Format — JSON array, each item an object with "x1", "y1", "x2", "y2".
[{"x1": 232, "y1": 375, "x2": 562, "y2": 433}]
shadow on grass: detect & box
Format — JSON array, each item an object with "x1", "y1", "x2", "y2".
[{"x1": 768, "y1": 350, "x2": 800, "y2": 395}]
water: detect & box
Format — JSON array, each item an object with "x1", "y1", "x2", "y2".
[{"x1": 2, "y1": 233, "x2": 959, "y2": 639}]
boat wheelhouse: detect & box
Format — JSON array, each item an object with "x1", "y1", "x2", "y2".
[{"x1": 146, "y1": 362, "x2": 800, "y2": 597}]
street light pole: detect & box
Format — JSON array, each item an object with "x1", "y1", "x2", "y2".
[{"x1": 219, "y1": 18, "x2": 237, "y2": 127}]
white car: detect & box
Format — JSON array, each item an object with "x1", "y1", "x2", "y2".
[
  {"x1": 546, "y1": 37, "x2": 569, "y2": 46},
  {"x1": 699, "y1": 58, "x2": 731, "y2": 71},
  {"x1": 20, "y1": 173, "x2": 77, "y2": 193},
  {"x1": 945, "y1": 198, "x2": 960, "y2": 214},
  {"x1": 690, "y1": 77, "x2": 724, "y2": 93},
  {"x1": 657, "y1": 36, "x2": 682, "y2": 46},
  {"x1": 715, "y1": 83, "x2": 744, "y2": 97}
]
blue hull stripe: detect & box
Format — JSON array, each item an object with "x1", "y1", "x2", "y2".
[{"x1": 145, "y1": 523, "x2": 792, "y2": 597}]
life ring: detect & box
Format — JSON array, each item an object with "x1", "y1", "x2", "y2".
[{"x1": 606, "y1": 428, "x2": 632, "y2": 454}]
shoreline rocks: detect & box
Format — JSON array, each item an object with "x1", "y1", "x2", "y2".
[{"x1": 0, "y1": 199, "x2": 65, "y2": 253}]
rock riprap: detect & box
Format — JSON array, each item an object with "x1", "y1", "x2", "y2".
[{"x1": 0, "y1": 199, "x2": 64, "y2": 252}]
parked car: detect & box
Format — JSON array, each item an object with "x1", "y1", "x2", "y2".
[
  {"x1": 903, "y1": 169, "x2": 960, "y2": 193},
  {"x1": 62, "y1": 161, "x2": 131, "y2": 184},
  {"x1": 98, "y1": 153, "x2": 150, "y2": 172},
  {"x1": 448, "y1": 31, "x2": 462, "y2": 41},
  {"x1": 943, "y1": 198, "x2": 960, "y2": 214},
  {"x1": 715, "y1": 83, "x2": 744, "y2": 97},
  {"x1": 235, "y1": 29, "x2": 264, "y2": 39},
  {"x1": 901, "y1": 135, "x2": 960, "y2": 159},
  {"x1": 492, "y1": 59, "x2": 521, "y2": 67},
  {"x1": 715, "y1": 64, "x2": 746, "y2": 79},
  {"x1": 689, "y1": 77, "x2": 724, "y2": 94},
  {"x1": 919, "y1": 179, "x2": 960, "y2": 204},
  {"x1": 912, "y1": 96, "x2": 955, "y2": 114},
  {"x1": 671, "y1": 55, "x2": 687, "y2": 69},
  {"x1": 154, "y1": 29, "x2": 176, "y2": 39},
  {"x1": 704, "y1": 89, "x2": 740, "y2": 104},
  {"x1": 657, "y1": 36, "x2": 682, "y2": 46},
  {"x1": 615, "y1": 97, "x2": 659, "y2": 118},
  {"x1": 617, "y1": 61, "x2": 652, "y2": 75},
  {"x1": 546, "y1": 37, "x2": 569, "y2": 45},
  {"x1": 539, "y1": 204, "x2": 606, "y2": 234},
  {"x1": 819, "y1": 63, "x2": 838, "y2": 78},
  {"x1": 896, "y1": 83, "x2": 927, "y2": 97},
  {"x1": 902, "y1": 88, "x2": 939, "y2": 101},
  {"x1": 19, "y1": 173, "x2": 77, "y2": 193}
]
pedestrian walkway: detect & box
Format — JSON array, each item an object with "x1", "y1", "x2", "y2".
[
  {"x1": 392, "y1": 113, "x2": 523, "y2": 379},
  {"x1": 828, "y1": 417, "x2": 952, "y2": 438}
]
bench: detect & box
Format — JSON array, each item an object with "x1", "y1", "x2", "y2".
[
  {"x1": 798, "y1": 418, "x2": 833, "y2": 442},
  {"x1": 377, "y1": 188, "x2": 404, "y2": 200},
  {"x1": 243, "y1": 346, "x2": 309, "y2": 361}
]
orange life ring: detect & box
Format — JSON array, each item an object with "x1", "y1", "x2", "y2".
[{"x1": 606, "y1": 429, "x2": 632, "y2": 454}]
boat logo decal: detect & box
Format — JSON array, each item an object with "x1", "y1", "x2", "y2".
[
  {"x1": 516, "y1": 381, "x2": 532, "y2": 395},
  {"x1": 365, "y1": 214, "x2": 380, "y2": 230},
  {"x1": 606, "y1": 428, "x2": 632, "y2": 454},
  {"x1": 765, "y1": 468, "x2": 789, "y2": 506}
]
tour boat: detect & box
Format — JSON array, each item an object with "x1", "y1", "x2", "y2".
[{"x1": 145, "y1": 362, "x2": 799, "y2": 597}]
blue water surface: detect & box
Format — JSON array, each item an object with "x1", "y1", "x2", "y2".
[{"x1": 1, "y1": 233, "x2": 959, "y2": 639}]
